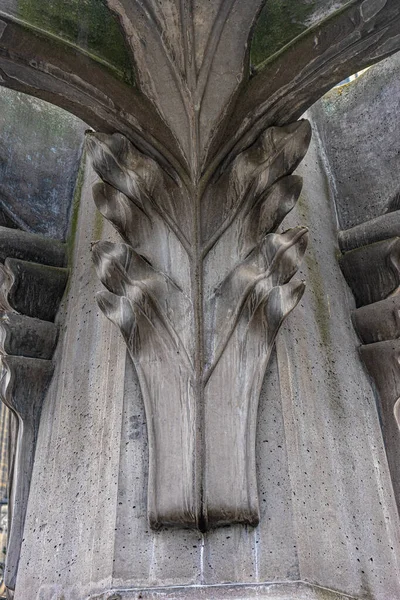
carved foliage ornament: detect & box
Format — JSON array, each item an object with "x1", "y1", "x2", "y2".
[
  {"x1": 78, "y1": 0, "x2": 399, "y2": 534},
  {"x1": 78, "y1": 0, "x2": 398, "y2": 535},
  {"x1": 87, "y1": 120, "x2": 310, "y2": 530}
]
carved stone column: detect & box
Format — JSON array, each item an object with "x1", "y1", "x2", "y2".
[
  {"x1": 1, "y1": 2, "x2": 400, "y2": 600},
  {"x1": 77, "y1": 0, "x2": 400, "y2": 534}
]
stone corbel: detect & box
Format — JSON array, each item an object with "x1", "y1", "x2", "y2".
[
  {"x1": 78, "y1": 0, "x2": 400, "y2": 537},
  {"x1": 352, "y1": 297, "x2": 400, "y2": 514},
  {"x1": 88, "y1": 120, "x2": 310, "y2": 530},
  {"x1": 1, "y1": 0, "x2": 400, "y2": 597}
]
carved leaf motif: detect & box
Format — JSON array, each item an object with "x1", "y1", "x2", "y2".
[
  {"x1": 205, "y1": 227, "x2": 308, "y2": 373},
  {"x1": 87, "y1": 120, "x2": 310, "y2": 530},
  {"x1": 89, "y1": 133, "x2": 192, "y2": 244}
]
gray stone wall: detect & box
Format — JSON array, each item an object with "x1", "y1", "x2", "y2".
[
  {"x1": 0, "y1": 87, "x2": 86, "y2": 240},
  {"x1": 310, "y1": 51, "x2": 400, "y2": 230}
]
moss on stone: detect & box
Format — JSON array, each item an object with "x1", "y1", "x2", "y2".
[
  {"x1": 18, "y1": 0, "x2": 134, "y2": 85},
  {"x1": 251, "y1": 0, "x2": 316, "y2": 68},
  {"x1": 93, "y1": 207, "x2": 104, "y2": 241},
  {"x1": 305, "y1": 250, "x2": 331, "y2": 349},
  {"x1": 297, "y1": 191, "x2": 331, "y2": 349}
]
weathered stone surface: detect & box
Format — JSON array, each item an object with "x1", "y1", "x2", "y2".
[
  {"x1": 320, "y1": 51, "x2": 400, "y2": 562},
  {"x1": 0, "y1": 13, "x2": 188, "y2": 177},
  {"x1": 87, "y1": 580, "x2": 361, "y2": 600},
  {"x1": 0, "y1": 227, "x2": 67, "y2": 267},
  {"x1": 15, "y1": 161, "x2": 128, "y2": 600},
  {"x1": 0, "y1": 259, "x2": 68, "y2": 322},
  {"x1": 0, "y1": 355, "x2": 54, "y2": 591},
  {"x1": 311, "y1": 51, "x2": 400, "y2": 230},
  {"x1": 0, "y1": 87, "x2": 86, "y2": 240},
  {"x1": 0, "y1": 0, "x2": 134, "y2": 85},
  {"x1": 4, "y1": 2, "x2": 400, "y2": 599},
  {"x1": 353, "y1": 296, "x2": 400, "y2": 344},
  {"x1": 251, "y1": 0, "x2": 350, "y2": 67},
  {"x1": 215, "y1": 1, "x2": 400, "y2": 175},
  {"x1": 274, "y1": 127, "x2": 400, "y2": 599},
  {"x1": 0, "y1": 220, "x2": 70, "y2": 597},
  {"x1": 0, "y1": 314, "x2": 58, "y2": 359},
  {"x1": 14, "y1": 129, "x2": 400, "y2": 600},
  {"x1": 0, "y1": 1, "x2": 399, "y2": 177},
  {"x1": 360, "y1": 340, "x2": 400, "y2": 516}
]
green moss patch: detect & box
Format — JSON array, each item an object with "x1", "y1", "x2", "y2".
[
  {"x1": 18, "y1": 0, "x2": 134, "y2": 85},
  {"x1": 93, "y1": 206, "x2": 104, "y2": 241},
  {"x1": 251, "y1": 0, "x2": 316, "y2": 68}
]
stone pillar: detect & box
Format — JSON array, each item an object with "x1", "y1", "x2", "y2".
[
  {"x1": 0, "y1": 3, "x2": 399, "y2": 600},
  {"x1": 14, "y1": 126, "x2": 400, "y2": 599}
]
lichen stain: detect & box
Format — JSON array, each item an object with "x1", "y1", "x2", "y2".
[
  {"x1": 297, "y1": 187, "x2": 347, "y2": 417},
  {"x1": 92, "y1": 205, "x2": 104, "y2": 242},
  {"x1": 297, "y1": 191, "x2": 332, "y2": 350}
]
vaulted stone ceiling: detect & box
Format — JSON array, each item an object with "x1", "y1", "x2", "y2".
[
  {"x1": 0, "y1": 0, "x2": 351, "y2": 75},
  {"x1": 0, "y1": 0, "x2": 399, "y2": 179}
]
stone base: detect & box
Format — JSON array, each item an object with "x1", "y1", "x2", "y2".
[{"x1": 89, "y1": 582, "x2": 357, "y2": 600}]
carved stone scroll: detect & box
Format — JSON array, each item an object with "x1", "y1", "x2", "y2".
[
  {"x1": 88, "y1": 120, "x2": 310, "y2": 530},
  {"x1": 339, "y1": 238, "x2": 400, "y2": 307},
  {"x1": 0, "y1": 227, "x2": 68, "y2": 594},
  {"x1": 338, "y1": 210, "x2": 400, "y2": 252}
]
